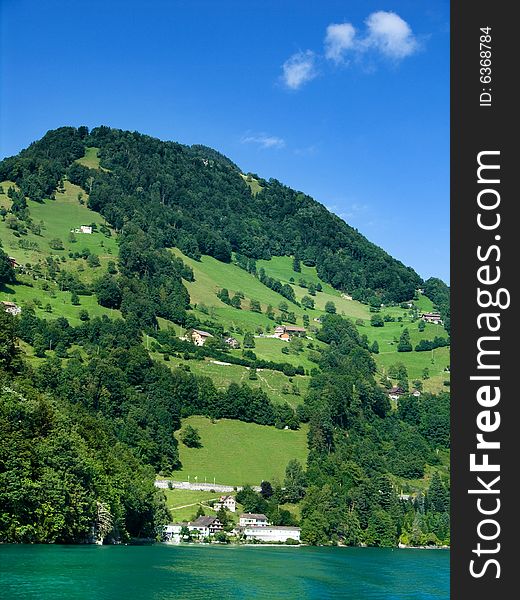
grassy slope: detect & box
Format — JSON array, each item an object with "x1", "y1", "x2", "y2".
[
  {"x1": 240, "y1": 173, "x2": 263, "y2": 195},
  {"x1": 173, "y1": 416, "x2": 308, "y2": 486},
  {"x1": 163, "y1": 489, "x2": 246, "y2": 524},
  {"x1": 257, "y1": 255, "x2": 370, "y2": 320},
  {"x1": 362, "y1": 297, "x2": 450, "y2": 393},
  {"x1": 163, "y1": 489, "x2": 222, "y2": 522},
  {"x1": 0, "y1": 180, "x2": 121, "y2": 326},
  {"x1": 173, "y1": 249, "x2": 449, "y2": 394},
  {"x1": 170, "y1": 249, "x2": 328, "y2": 372},
  {"x1": 152, "y1": 353, "x2": 308, "y2": 408}
]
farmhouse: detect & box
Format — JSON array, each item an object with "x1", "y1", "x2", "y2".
[
  {"x1": 190, "y1": 329, "x2": 214, "y2": 346},
  {"x1": 273, "y1": 325, "x2": 306, "y2": 340},
  {"x1": 239, "y1": 513, "x2": 268, "y2": 527},
  {"x1": 421, "y1": 312, "x2": 442, "y2": 324},
  {"x1": 1, "y1": 301, "x2": 21, "y2": 316},
  {"x1": 189, "y1": 515, "x2": 223, "y2": 537},
  {"x1": 242, "y1": 525, "x2": 301, "y2": 543},
  {"x1": 214, "y1": 495, "x2": 236, "y2": 512},
  {"x1": 388, "y1": 386, "x2": 405, "y2": 401}
]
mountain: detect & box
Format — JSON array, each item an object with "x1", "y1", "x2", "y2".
[
  {"x1": 0, "y1": 126, "x2": 449, "y2": 547},
  {"x1": 1, "y1": 126, "x2": 422, "y2": 305}
]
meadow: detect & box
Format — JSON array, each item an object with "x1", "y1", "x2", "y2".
[{"x1": 171, "y1": 416, "x2": 309, "y2": 486}]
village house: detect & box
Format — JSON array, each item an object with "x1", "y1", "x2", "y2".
[
  {"x1": 239, "y1": 513, "x2": 268, "y2": 527},
  {"x1": 387, "y1": 386, "x2": 405, "y2": 401},
  {"x1": 214, "y1": 495, "x2": 236, "y2": 512},
  {"x1": 188, "y1": 515, "x2": 223, "y2": 538},
  {"x1": 1, "y1": 301, "x2": 21, "y2": 316},
  {"x1": 273, "y1": 325, "x2": 306, "y2": 340},
  {"x1": 189, "y1": 329, "x2": 214, "y2": 346},
  {"x1": 242, "y1": 525, "x2": 301, "y2": 544},
  {"x1": 421, "y1": 312, "x2": 442, "y2": 325}
]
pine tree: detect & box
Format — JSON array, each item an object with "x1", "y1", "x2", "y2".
[{"x1": 397, "y1": 328, "x2": 412, "y2": 352}]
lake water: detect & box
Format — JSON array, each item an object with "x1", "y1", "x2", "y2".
[{"x1": 0, "y1": 544, "x2": 449, "y2": 599}]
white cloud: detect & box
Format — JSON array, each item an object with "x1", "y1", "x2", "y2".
[
  {"x1": 241, "y1": 133, "x2": 285, "y2": 149},
  {"x1": 281, "y1": 50, "x2": 317, "y2": 90},
  {"x1": 363, "y1": 11, "x2": 418, "y2": 59},
  {"x1": 279, "y1": 12, "x2": 418, "y2": 90},
  {"x1": 324, "y1": 23, "x2": 356, "y2": 63}
]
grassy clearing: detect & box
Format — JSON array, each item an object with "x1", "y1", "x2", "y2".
[
  {"x1": 240, "y1": 173, "x2": 263, "y2": 195},
  {"x1": 229, "y1": 336, "x2": 321, "y2": 372},
  {"x1": 173, "y1": 416, "x2": 308, "y2": 486},
  {"x1": 75, "y1": 146, "x2": 102, "y2": 170}
]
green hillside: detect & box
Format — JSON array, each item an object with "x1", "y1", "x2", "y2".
[
  {"x1": 0, "y1": 126, "x2": 450, "y2": 547},
  {"x1": 172, "y1": 416, "x2": 309, "y2": 486}
]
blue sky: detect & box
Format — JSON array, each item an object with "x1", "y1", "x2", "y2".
[{"x1": 0, "y1": 0, "x2": 449, "y2": 282}]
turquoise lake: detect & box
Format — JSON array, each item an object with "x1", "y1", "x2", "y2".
[{"x1": 0, "y1": 544, "x2": 449, "y2": 599}]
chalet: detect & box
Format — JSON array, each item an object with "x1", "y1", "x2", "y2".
[
  {"x1": 239, "y1": 513, "x2": 268, "y2": 527},
  {"x1": 224, "y1": 337, "x2": 240, "y2": 349},
  {"x1": 273, "y1": 325, "x2": 306, "y2": 340},
  {"x1": 214, "y1": 495, "x2": 236, "y2": 513},
  {"x1": 189, "y1": 515, "x2": 223, "y2": 537},
  {"x1": 1, "y1": 301, "x2": 21, "y2": 316},
  {"x1": 190, "y1": 329, "x2": 214, "y2": 346},
  {"x1": 8, "y1": 256, "x2": 18, "y2": 268},
  {"x1": 242, "y1": 525, "x2": 301, "y2": 543},
  {"x1": 388, "y1": 386, "x2": 405, "y2": 401},
  {"x1": 421, "y1": 312, "x2": 442, "y2": 325}
]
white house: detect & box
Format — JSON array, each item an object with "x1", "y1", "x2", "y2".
[
  {"x1": 239, "y1": 513, "x2": 268, "y2": 527},
  {"x1": 1, "y1": 301, "x2": 21, "y2": 316},
  {"x1": 72, "y1": 225, "x2": 93, "y2": 234},
  {"x1": 242, "y1": 525, "x2": 301, "y2": 543},
  {"x1": 163, "y1": 523, "x2": 188, "y2": 543},
  {"x1": 214, "y1": 495, "x2": 236, "y2": 512}
]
